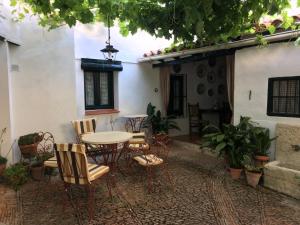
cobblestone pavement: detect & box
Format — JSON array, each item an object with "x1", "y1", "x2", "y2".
[
  {"x1": 18, "y1": 144, "x2": 300, "y2": 225},
  {"x1": 0, "y1": 183, "x2": 22, "y2": 225}
]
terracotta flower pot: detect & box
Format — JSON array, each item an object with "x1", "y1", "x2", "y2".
[
  {"x1": 0, "y1": 163, "x2": 7, "y2": 176},
  {"x1": 19, "y1": 143, "x2": 39, "y2": 159},
  {"x1": 31, "y1": 165, "x2": 44, "y2": 181},
  {"x1": 255, "y1": 155, "x2": 269, "y2": 167},
  {"x1": 229, "y1": 168, "x2": 242, "y2": 179},
  {"x1": 245, "y1": 170, "x2": 262, "y2": 188}
]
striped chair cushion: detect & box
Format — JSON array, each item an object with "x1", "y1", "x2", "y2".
[
  {"x1": 128, "y1": 143, "x2": 150, "y2": 151},
  {"x1": 72, "y1": 119, "x2": 96, "y2": 136},
  {"x1": 132, "y1": 132, "x2": 145, "y2": 138},
  {"x1": 44, "y1": 156, "x2": 58, "y2": 168},
  {"x1": 128, "y1": 138, "x2": 146, "y2": 144},
  {"x1": 133, "y1": 154, "x2": 163, "y2": 166},
  {"x1": 88, "y1": 164, "x2": 109, "y2": 181}
]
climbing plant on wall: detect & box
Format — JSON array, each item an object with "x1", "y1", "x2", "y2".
[{"x1": 9, "y1": 0, "x2": 299, "y2": 46}]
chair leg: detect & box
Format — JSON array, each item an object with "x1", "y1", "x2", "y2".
[
  {"x1": 87, "y1": 184, "x2": 95, "y2": 221},
  {"x1": 146, "y1": 167, "x2": 154, "y2": 193},
  {"x1": 105, "y1": 174, "x2": 113, "y2": 200},
  {"x1": 163, "y1": 164, "x2": 174, "y2": 191}
]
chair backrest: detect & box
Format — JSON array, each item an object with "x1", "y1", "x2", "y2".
[
  {"x1": 151, "y1": 142, "x2": 170, "y2": 161},
  {"x1": 54, "y1": 143, "x2": 90, "y2": 185},
  {"x1": 188, "y1": 103, "x2": 200, "y2": 118},
  {"x1": 72, "y1": 118, "x2": 96, "y2": 137}
]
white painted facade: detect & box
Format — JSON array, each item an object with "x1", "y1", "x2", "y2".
[
  {"x1": 234, "y1": 42, "x2": 300, "y2": 159},
  {"x1": 1, "y1": 0, "x2": 300, "y2": 164},
  {"x1": 0, "y1": 0, "x2": 169, "y2": 163}
]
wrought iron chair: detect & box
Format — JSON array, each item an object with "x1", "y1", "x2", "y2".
[
  {"x1": 54, "y1": 143, "x2": 111, "y2": 220},
  {"x1": 133, "y1": 141, "x2": 173, "y2": 193},
  {"x1": 188, "y1": 103, "x2": 206, "y2": 136},
  {"x1": 71, "y1": 118, "x2": 104, "y2": 162},
  {"x1": 71, "y1": 118, "x2": 97, "y2": 143}
]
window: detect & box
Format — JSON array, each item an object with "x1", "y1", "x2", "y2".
[
  {"x1": 267, "y1": 76, "x2": 300, "y2": 117},
  {"x1": 167, "y1": 74, "x2": 186, "y2": 117},
  {"x1": 84, "y1": 71, "x2": 114, "y2": 110}
]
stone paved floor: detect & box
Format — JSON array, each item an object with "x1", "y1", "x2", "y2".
[
  {"x1": 3, "y1": 143, "x2": 300, "y2": 225},
  {"x1": 0, "y1": 183, "x2": 22, "y2": 225}
]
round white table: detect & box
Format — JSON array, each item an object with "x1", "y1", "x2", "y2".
[
  {"x1": 81, "y1": 131, "x2": 133, "y2": 181},
  {"x1": 123, "y1": 114, "x2": 148, "y2": 133},
  {"x1": 81, "y1": 131, "x2": 133, "y2": 145}
]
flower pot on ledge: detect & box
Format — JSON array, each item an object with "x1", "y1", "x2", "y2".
[
  {"x1": 245, "y1": 170, "x2": 262, "y2": 188},
  {"x1": 255, "y1": 155, "x2": 269, "y2": 167}
]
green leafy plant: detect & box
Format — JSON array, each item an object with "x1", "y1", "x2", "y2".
[
  {"x1": 11, "y1": 0, "x2": 292, "y2": 46},
  {"x1": 202, "y1": 117, "x2": 256, "y2": 169},
  {"x1": 4, "y1": 163, "x2": 29, "y2": 191},
  {"x1": 145, "y1": 102, "x2": 180, "y2": 134},
  {"x1": 0, "y1": 156, "x2": 7, "y2": 165},
  {"x1": 242, "y1": 154, "x2": 262, "y2": 173},
  {"x1": 18, "y1": 133, "x2": 41, "y2": 146},
  {"x1": 251, "y1": 127, "x2": 276, "y2": 157}
]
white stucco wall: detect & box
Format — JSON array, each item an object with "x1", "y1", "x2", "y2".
[
  {"x1": 0, "y1": 40, "x2": 13, "y2": 163},
  {"x1": 234, "y1": 42, "x2": 300, "y2": 160},
  {"x1": 74, "y1": 23, "x2": 168, "y2": 132}
]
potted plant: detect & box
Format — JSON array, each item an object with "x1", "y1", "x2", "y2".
[
  {"x1": 251, "y1": 127, "x2": 276, "y2": 166},
  {"x1": 242, "y1": 154, "x2": 263, "y2": 188},
  {"x1": 202, "y1": 117, "x2": 254, "y2": 179},
  {"x1": 3, "y1": 163, "x2": 29, "y2": 191},
  {"x1": 18, "y1": 133, "x2": 42, "y2": 159},
  {"x1": 144, "y1": 103, "x2": 180, "y2": 143},
  {"x1": 30, "y1": 151, "x2": 53, "y2": 180}
]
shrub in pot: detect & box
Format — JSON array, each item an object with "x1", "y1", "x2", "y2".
[
  {"x1": 251, "y1": 127, "x2": 276, "y2": 166},
  {"x1": 30, "y1": 152, "x2": 53, "y2": 180},
  {"x1": 144, "y1": 103, "x2": 180, "y2": 143},
  {"x1": 3, "y1": 163, "x2": 29, "y2": 191},
  {"x1": 202, "y1": 117, "x2": 253, "y2": 179},
  {"x1": 18, "y1": 133, "x2": 42, "y2": 159},
  {"x1": 242, "y1": 155, "x2": 263, "y2": 188}
]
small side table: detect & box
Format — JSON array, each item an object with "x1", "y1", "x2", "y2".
[{"x1": 123, "y1": 114, "x2": 148, "y2": 133}]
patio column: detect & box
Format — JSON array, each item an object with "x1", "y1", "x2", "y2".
[{"x1": 0, "y1": 40, "x2": 14, "y2": 164}]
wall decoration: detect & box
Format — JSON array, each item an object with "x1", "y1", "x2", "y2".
[
  {"x1": 218, "y1": 66, "x2": 225, "y2": 78},
  {"x1": 197, "y1": 83, "x2": 206, "y2": 95},
  {"x1": 196, "y1": 64, "x2": 207, "y2": 78},
  {"x1": 208, "y1": 88, "x2": 214, "y2": 97},
  {"x1": 173, "y1": 64, "x2": 181, "y2": 73},
  {"x1": 208, "y1": 56, "x2": 216, "y2": 67},
  {"x1": 207, "y1": 71, "x2": 216, "y2": 83},
  {"x1": 218, "y1": 84, "x2": 225, "y2": 95}
]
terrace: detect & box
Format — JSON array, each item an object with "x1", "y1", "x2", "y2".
[{"x1": 1, "y1": 143, "x2": 300, "y2": 225}]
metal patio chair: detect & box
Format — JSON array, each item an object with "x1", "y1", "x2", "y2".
[
  {"x1": 133, "y1": 141, "x2": 173, "y2": 193},
  {"x1": 55, "y1": 143, "x2": 111, "y2": 220}
]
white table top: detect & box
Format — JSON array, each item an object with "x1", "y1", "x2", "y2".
[
  {"x1": 81, "y1": 131, "x2": 133, "y2": 145},
  {"x1": 123, "y1": 114, "x2": 148, "y2": 118}
]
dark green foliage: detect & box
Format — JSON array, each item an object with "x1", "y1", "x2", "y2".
[
  {"x1": 202, "y1": 117, "x2": 257, "y2": 169},
  {"x1": 145, "y1": 102, "x2": 180, "y2": 134},
  {"x1": 4, "y1": 163, "x2": 29, "y2": 191},
  {"x1": 12, "y1": 0, "x2": 292, "y2": 46},
  {"x1": 18, "y1": 133, "x2": 41, "y2": 146},
  {"x1": 0, "y1": 156, "x2": 7, "y2": 165},
  {"x1": 251, "y1": 127, "x2": 277, "y2": 156}
]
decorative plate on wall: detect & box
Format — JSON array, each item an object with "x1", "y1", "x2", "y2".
[
  {"x1": 218, "y1": 84, "x2": 225, "y2": 95},
  {"x1": 173, "y1": 64, "x2": 181, "y2": 73},
  {"x1": 218, "y1": 66, "x2": 225, "y2": 78},
  {"x1": 207, "y1": 71, "x2": 216, "y2": 83},
  {"x1": 208, "y1": 88, "x2": 214, "y2": 97},
  {"x1": 196, "y1": 64, "x2": 207, "y2": 78},
  {"x1": 197, "y1": 83, "x2": 206, "y2": 95},
  {"x1": 208, "y1": 56, "x2": 217, "y2": 67}
]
